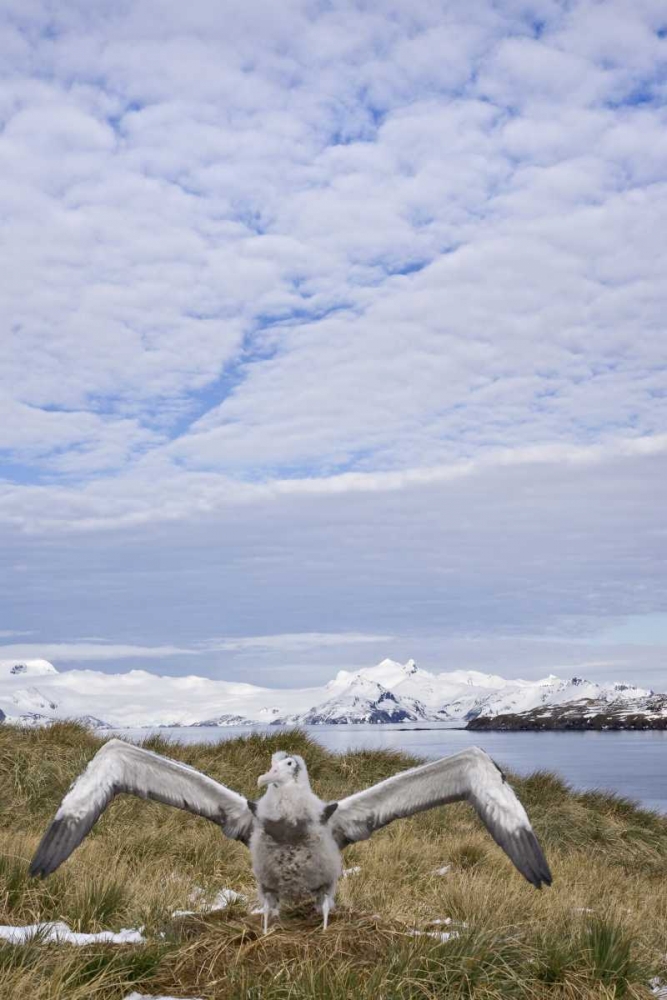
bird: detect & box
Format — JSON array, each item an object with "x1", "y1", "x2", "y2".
[{"x1": 29, "y1": 739, "x2": 552, "y2": 932}]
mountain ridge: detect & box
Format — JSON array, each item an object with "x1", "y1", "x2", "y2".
[{"x1": 0, "y1": 656, "x2": 662, "y2": 730}]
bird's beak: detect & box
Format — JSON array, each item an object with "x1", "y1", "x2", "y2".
[{"x1": 257, "y1": 770, "x2": 273, "y2": 788}]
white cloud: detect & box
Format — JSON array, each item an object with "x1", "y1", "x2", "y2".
[
  {"x1": 0, "y1": 633, "x2": 391, "y2": 663},
  {"x1": 0, "y1": 642, "x2": 195, "y2": 662},
  {"x1": 201, "y1": 632, "x2": 393, "y2": 652}
]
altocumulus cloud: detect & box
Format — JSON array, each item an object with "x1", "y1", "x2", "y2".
[{"x1": 0, "y1": 0, "x2": 666, "y2": 686}]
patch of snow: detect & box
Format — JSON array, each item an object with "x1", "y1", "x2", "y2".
[
  {"x1": 428, "y1": 917, "x2": 468, "y2": 929},
  {"x1": 172, "y1": 887, "x2": 245, "y2": 917},
  {"x1": 123, "y1": 995, "x2": 203, "y2": 1000},
  {"x1": 342, "y1": 866, "x2": 361, "y2": 878},
  {"x1": 0, "y1": 920, "x2": 145, "y2": 945},
  {"x1": 407, "y1": 928, "x2": 460, "y2": 944},
  {"x1": 431, "y1": 865, "x2": 451, "y2": 876}
]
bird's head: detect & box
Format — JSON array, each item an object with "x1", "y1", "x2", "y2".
[{"x1": 257, "y1": 752, "x2": 309, "y2": 789}]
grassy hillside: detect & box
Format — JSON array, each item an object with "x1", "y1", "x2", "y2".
[{"x1": 0, "y1": 723, "x2": 665, "y2": 999}]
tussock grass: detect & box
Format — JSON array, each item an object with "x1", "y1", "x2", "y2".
[{"x1": 0, "y1": 722, "x2": 665, "y2": 998}]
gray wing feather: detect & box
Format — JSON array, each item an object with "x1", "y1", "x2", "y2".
[
  {"x1": 329, "y1": 746, "x2": 552, "y2": 888},
  {"x1": 30, "y1": 739, "x2": 254, "y2": 878}
]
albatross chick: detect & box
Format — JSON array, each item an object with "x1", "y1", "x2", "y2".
[{"x1": 30, "y1": 741, "x2": 552, "y2": 932}]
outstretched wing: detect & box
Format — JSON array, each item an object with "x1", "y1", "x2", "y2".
[
  {"x1": 328, "y1": 746, "x2": 551, "y2": 888},
  {"x1": 30, "y1": 738, "x2": 255, "y2": 878}
]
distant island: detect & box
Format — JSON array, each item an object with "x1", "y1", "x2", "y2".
[{"x1": 467, "y1": 695, "x2": 667, "y2": 731}]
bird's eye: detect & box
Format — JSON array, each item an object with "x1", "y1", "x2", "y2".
[{"x1": 287, "y1": 760, "x2": 293, "y2": 766}]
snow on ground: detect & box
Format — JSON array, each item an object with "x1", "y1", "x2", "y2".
[
  {"x1": 0, "y1": 921, "x2": 145, "y2": 945},
  {"x1": 407, "y1": 915, "x2": 468, "y2": 944},
  {"x1": 407, "y1": 928, "x2": 460, "y2": 943},
  {"x1": 124, "y1": 995, "x2": 203, "y2": 1000},
  {"x1": 0, "y1": 887, "x2": 247, "y2": 946},
  {"x1": 172, "y1": 887, "x2": 245, "y2": 918}
]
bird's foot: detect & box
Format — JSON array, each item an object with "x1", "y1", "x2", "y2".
[
  {"x1": 261, "y1": 900, "x2": 279, "y2": 935},
  {"x1": 320, "y1": 894, "x2": 334, "y2": 932}
]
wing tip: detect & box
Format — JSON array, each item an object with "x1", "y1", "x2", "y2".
[
  {"x1": 540, "y1": 865, "x2": 553, "y2": 887},
  {"x1": 28, "y1": 846, "x2": 59, "y2": 879},
  {"x1": 527, "y1": 869, "x2": 553, "y2": 889},
  {"x1": 28, "y1": 859, "x2": 48, "y2": 879},
  {"x1": 518, "y1": 827, "x2": 553, "y2": 889},
  {"x1": 29, "y1": 850, "x2": 57, "y2": 879},
  {"x1": 28, "y1": 815, "x2": 75, "y2": 880}
]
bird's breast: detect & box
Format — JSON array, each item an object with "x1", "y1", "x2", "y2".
[{"x1": 261, "y1": 816, "x2": 310, "y2": 845}]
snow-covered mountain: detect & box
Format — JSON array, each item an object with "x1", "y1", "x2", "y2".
[
  {"x1": 0, "y1": 659, "x2": 58, "y2": 678},
  {"x1": 283, "y1": 675, "x2": 429, "y2": 725},
  {"x1": 309, "y1": 659, "x2": 653, "y2": 726},
  {"x1": 190, "y1": 714, "x2": 256, "y2": 728},
  {"x1": 0, "y1": 655, "x2": 658, "y2": 729}
]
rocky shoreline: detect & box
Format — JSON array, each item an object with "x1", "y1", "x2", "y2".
[{"x1": 467, "y1": 697, "x2": 667, "y2": 732}]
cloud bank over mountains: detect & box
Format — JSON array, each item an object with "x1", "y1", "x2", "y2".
[{"x1": 1, "y1": 0, "x2": 666, "y2": 685}]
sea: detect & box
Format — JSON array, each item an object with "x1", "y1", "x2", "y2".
[{"x1": 109, "y1": 724, "x2": 667, "y2": 814}]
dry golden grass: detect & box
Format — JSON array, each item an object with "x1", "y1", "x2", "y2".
[{"x1": 0, "y1": 722, "x2": 665, "y2": 999}]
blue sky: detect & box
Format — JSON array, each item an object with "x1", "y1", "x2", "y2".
[{"x1": 1, "y1": 0, "x2": 666, "y2": 687}]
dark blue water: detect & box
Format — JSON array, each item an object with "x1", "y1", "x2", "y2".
[{"x1": 112, "y1": 725, "x2": 667, "y2": 814}]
